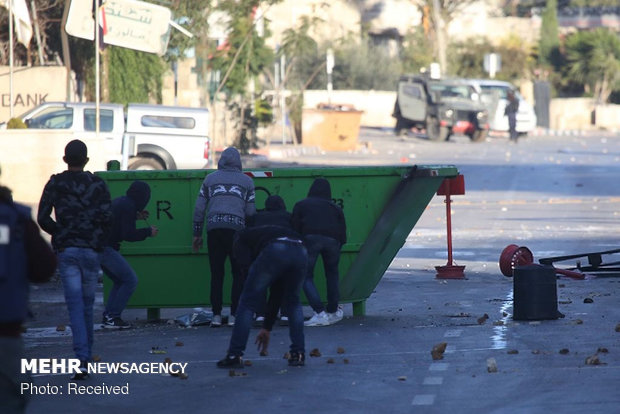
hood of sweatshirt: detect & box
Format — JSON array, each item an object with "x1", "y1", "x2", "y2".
[
  {"x1": 265, "y1": 195, "x2": 286, "y2": 211},
  {"x1": 307, "y1": 178, "x2": 331, "y2": 200},
  {"x1": 126, "y1": 180, "x2": 151, "y2": 211},
  {"x1": 218, "y1": 147, "x2": 242, "y2": 172}
]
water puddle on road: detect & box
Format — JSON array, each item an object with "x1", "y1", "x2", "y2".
[{"x1": 490, "y1": 289, "x2": 513, "y2": 350}]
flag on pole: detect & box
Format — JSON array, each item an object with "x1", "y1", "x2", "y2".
[
  {"x1": 98, "y1": 1, "x2": 107, "y2": 51},
  {"x1": 91, "y1": 0, "x2": 108, "y2": 51},
  {"x1": 0, "y1": 0, "x2": 33, "y2": 46}
]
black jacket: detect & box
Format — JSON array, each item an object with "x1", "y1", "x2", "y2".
[
  {"x1": 249, "y1": 195, "x2": 292, "y2": 228},
  {"x1": 38, "y1": 170, "x2": 112, "y2": 251},
  {"x1": 291, "y1": 178, "x2": 346, "y2": 245},
  {"x1": 104, "y1": 180, "x2": 152, "y2": 251}
]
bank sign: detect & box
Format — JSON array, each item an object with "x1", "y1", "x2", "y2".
[{"x1": 0, "y1": 66, "x2": 69, "y2": 122}]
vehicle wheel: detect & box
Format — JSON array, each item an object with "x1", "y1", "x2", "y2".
[
  {"x1": 394, "y1": 116, "x2": 408, "y2": 136},
  {"x1": 129, "y1": 157, "x2": 164, "y2": 170},
  {"x1": 470, "y1": 129, "x2": 488, "y2": 142},
  {"x1": 426, "y1": 116, "x2": 442, "y2": 141}
]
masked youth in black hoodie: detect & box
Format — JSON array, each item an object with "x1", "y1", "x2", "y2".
[
  {"x1": 291, "y1": 178, "x2": 346, "y2": 327},
  {"x1": 99, "y1": 180, "x2": 158, "y2": 329}
]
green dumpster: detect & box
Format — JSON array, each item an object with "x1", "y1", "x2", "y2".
[{"x1": 97, "y1": 165, "x2": 458, "y2": 318}]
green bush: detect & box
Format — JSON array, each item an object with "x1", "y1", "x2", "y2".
[{"x1": 6, "y1": 118, "x2": 27, "y2": 129}]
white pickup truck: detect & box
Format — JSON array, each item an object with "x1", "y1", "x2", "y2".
[{"x1": 2, "y1": 102, "x2": 210, "y2": 170}]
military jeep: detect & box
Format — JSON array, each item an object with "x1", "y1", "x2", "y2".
[{"x1": 392, "y1": 74, "x2": 489, "y2": 142}]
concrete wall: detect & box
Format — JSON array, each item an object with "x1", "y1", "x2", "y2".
[
  {"x1": 0, "y1": 66, "x2": 75, "y2": 123},
  {"x1": 0, "y1": 130, "x2": 109, "y2": 208}
]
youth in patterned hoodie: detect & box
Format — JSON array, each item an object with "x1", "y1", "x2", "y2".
[
  {"x1": 37, "y1": 139, "x2": 111, "y2": 379},
  {"x1": 192, "y1": 147, "x2": 256, "y2": 326}
]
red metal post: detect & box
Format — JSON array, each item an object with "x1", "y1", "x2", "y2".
[{"x1": 435, "y1": 175, "x2": 466, "y2": 279}]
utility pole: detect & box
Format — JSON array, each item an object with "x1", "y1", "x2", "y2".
[{"x1": 431, "y1": 0, "x2": 447, "y2": 75}]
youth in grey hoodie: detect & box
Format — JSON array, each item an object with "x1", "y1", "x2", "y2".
[{"x1": 193, "y1": 147, "x2": 256, "y2": 237}]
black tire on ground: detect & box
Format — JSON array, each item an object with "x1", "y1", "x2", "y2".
[
  {"x1": 394, "y1": 116, "x2": 408, "y2": 136},
  {"x1": 426, "y1": 116, "x2": 442, "y2": 141},
  {"x1": 129, "y1": 157, "x2": 164, "y2": 170},
  {"x1": 470, "y1": 129, "x2": 488, "y2": 142}
]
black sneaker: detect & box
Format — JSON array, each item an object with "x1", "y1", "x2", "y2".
[
  {"x1": 70, "y1": 361, "x2": 89, "y2": 381},
  {"x1": 102, "y1": 316, "x2": 130, "y2": 329},
  {"x1": 217, "y1": 354, "x2": 243, "y2": 369},
  {"x1": 288, "y1": 351, "x2": 305, "y2": 367}
]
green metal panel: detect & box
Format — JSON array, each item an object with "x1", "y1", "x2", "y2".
[{"x1": 97, "y1": 165, "x2": 458, "y2": 312}]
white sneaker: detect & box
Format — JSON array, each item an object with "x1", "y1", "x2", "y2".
[
  {"x1": 211, "y1": 314, "x2": 222, "y2": 327},
  {"x1": 227, "y1": 315, "x2": 235, "y2": 326},
  {"x1": 255, "y1": 316, "x2": 265, "y2": 323},
  {"x1": 279, "y1": 315, "x2": 289, "y2": 326},
  {"x1": 327, "y1": 307, "x2": 344, "y2": 325},
  {"x1": 304, "y1": 311, "x2": 329, "y2": 327}
]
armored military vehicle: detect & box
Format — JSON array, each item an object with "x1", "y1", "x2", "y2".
[{"x1": 392, "y1": 74, "x2": 489, "y2": 142}]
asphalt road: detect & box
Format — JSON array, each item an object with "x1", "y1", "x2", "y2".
[{"x1": 22, "y1": 129, "x2": 620, "y2": 414}]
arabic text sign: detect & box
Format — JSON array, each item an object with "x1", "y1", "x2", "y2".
[{"x1": 65, "y1": 0, "x2": 172, "y2": 55}]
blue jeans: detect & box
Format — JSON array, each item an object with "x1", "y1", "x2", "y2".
[
  {"x1": 228, "y1": 241, "x2": 307, "y2": 357},
  {"x1": 303, "y1": 234, "x2": 341, "y2": 314},
  {"x1": 99, "y1": 247, "x2": 138, "y2": 319},
  {"x1": 57, "y1": 247, "x2": 99, "y2": 362}
]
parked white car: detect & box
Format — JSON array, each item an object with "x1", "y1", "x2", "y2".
[{"x1": 466, "y1": 79, "x2": 537, "y2": 135}]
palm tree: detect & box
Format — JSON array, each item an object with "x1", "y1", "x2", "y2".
[{"x1": 564, "y1": 28, "x2": 620, "y2": 104}]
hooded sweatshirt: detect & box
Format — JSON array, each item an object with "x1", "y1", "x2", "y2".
[
  {"x1": 193, "y1": 147, "x2": 256, "y2": 235},
  {"x1": 104, "y1": 180, "x2": 152, "y2": 251},
  {"x1": 249, "y1": 195, "x2": 292, "y2": 228},
  {"x1": 291, "y1": 178, "x2": 347, "y2": 245}
]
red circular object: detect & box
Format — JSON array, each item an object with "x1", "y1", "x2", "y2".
[{"x1": 499, "y1": 244, "x2": 534, "y2": 277}]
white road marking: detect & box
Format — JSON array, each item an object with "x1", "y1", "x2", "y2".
[
  {"x1": 444, "y1": 329, "x2": 463, "y2": 337},
  {"x1": 429, "y1": 362, "x2": 449, "y2": 371},
  {"x1": 412, "y1": 394, "x2": 436, "y2": 406},
  {"x1": 423, "y1": 376, "x2": 444, "y2": 385}
]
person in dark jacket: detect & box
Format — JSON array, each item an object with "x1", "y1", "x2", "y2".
[
  {"x1": 217, "y1": 224, "x2": 307, "y2": 369},
  {"x1": 37, "y1": 139, "x2": 112, "y2": 380},
  {"x1": 99, "y1": 180, "x2": 158, "y2": 329},
  {"x1": 247, "y1": 195, "x2": 292, "y2": 325},
  {"x1": 192, "y1": 147, "x2": 256, "y2": 327},
  {"x1": 1, "y1": 181, "x2": 56, "y2": 413},
  {"x1": 291, "y1": 178, "x2": 347, "y2": 327},
  {"x1": 505, "y1": 89, "x2": 520, "y2": 142}
]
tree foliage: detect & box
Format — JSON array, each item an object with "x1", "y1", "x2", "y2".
[
  {"x1": 563, "y1": 28, "x2": 620, "y2": 103},
  {"x1": 400, "y1": 26, "x2": 434, "y2": 75},
  {"x1": 408, "y1": 0, "x2": 480, "y2": 75},
  {"x1": 450, "y1": 34, "x2": 534, "y2": 81},
  {"x1": 331, "y1": 35, "x2": 401, "y2": 91},
  {"x1": 208, "y1": 0, "x2": 281, "y2": 149},
  {"x1": 538, "y1": 0, "x2": 560, "y2": 67}
]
